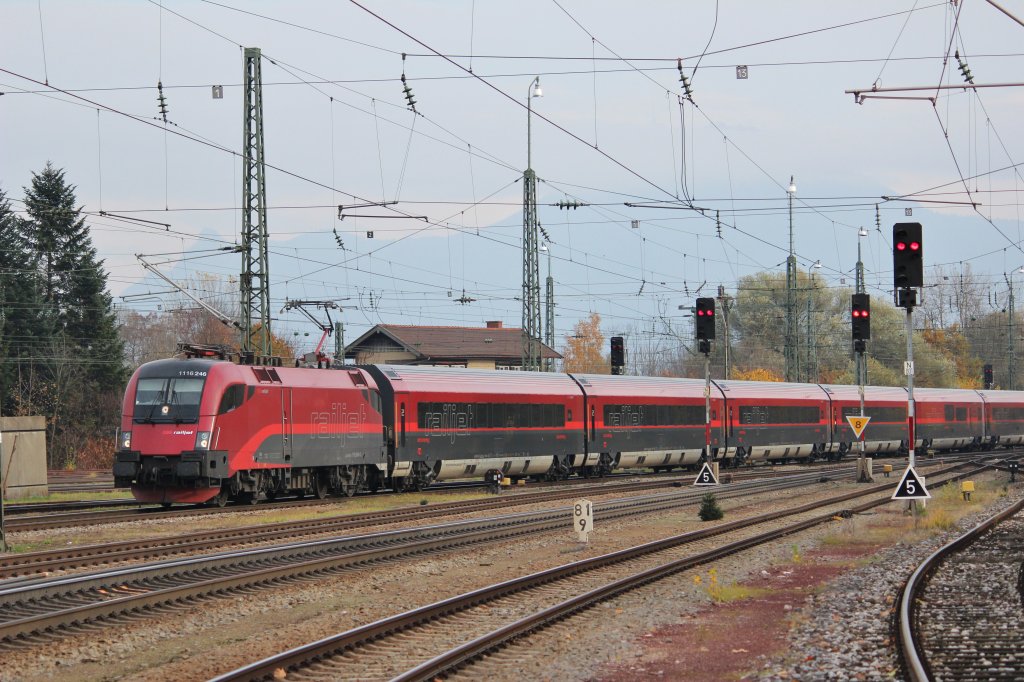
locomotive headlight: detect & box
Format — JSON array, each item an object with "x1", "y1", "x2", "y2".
[
  {"x1": 120, "y1": 431, "x2": 132, "y2": 451},
  {"x1": 195, "y1": 431, "x2": 211, "y2": 450}
]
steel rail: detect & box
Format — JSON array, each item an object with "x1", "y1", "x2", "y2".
[
  {"x1": 210, "y1": 465, "x2": 989, "y2": 682},
  {"x1": 0, "y1": 472, "x2": 805, "y2": 578},
  {"x1": 896, "y1": 495, "x2": 1024, "y2": 682},
  {"x1": 0, "y1": 475, "x2": 828, "y2": 643}
]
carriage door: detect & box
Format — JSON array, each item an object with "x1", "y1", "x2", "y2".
[{"x1": 280, "y1": 387, "x2": 293, "y2": 462}]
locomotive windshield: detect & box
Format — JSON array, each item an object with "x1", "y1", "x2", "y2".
[{"x1": 133, "y1": 376, "x2": 206, "y2": 423}]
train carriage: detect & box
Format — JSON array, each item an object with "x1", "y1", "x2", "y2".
[
  {"x1": 569, "y1": 373, "x2": 725, "y2": 473},
  {"x1": 362, "y1": 365, "x2": 586, "y2": 487},
  {"x1": 820, "y1": 384, "x2": 908, "y2": 458},
  {"x1": 714, "y1": 380, "x2": 831, "y2": 463},
  {"x1": 912, "y1": 387, "x2": 985, "y2": 452},
  {"x1": 977, "y1": 389, "x2": 1024, "y2": 447}
]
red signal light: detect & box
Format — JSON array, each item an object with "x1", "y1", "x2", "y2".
[
  {"x1": 909, "y1": 241, "x2": 920, "y2": 251},
  {"x1": 706, "y1": 310, "x2": 713, "y2": 316},
  {"x1": 896, "y1": 242, "x2": 907, "y2": 251},
  {"x1": 697, "y1": 310, "x2": 705, "y2": 316}
]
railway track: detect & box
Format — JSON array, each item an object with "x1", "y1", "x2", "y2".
[
  {"x1": 0, "y1": 471, "x2": 758, "y2": 579},
  {"x1": 210, "y1": 464, "x2": 987, "y2": 681},
  {"x1": 0, "y1": 469, "x2": 860, "y2": 649},
  {"x1": 1, "y1": 462, "x2": 850, "y2": 531},
  {"x1": 896, "y1": 496, "x2": 1024, "y2": 681}
]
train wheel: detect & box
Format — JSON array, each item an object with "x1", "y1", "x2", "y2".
[
  {"x1": 313, "y1": 472, "x2": 329, "y2": 500},
  {"x1": 213, "y1": 488, "x2": 230, "y2": 508},
  {"x1": 161, "y1": 502, "x2": 172, "y2": 509}
]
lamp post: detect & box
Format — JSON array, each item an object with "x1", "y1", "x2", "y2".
[
  {"x1": 784, "y1": 176, "x2": 798, "y2": 382},
  {"x1": 521, "y1": 77, "x2": 543, "y2": 371},
  {"x1": 856, "y1": 227, "x2": 868, "y2": 386}
]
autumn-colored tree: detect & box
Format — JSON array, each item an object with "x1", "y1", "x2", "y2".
[
  {"x1": 249, "y1": 323, "x2": 299, "y2": 361},
  {"x1": 562, "y1": 312, "x2": 609, "y2": 374},
  {"x1": 922, "y1": 325, "x2": 983, "y2": 389},
  {"x1": 731, "y1": 367, "x2": 783, "y2": 382}
]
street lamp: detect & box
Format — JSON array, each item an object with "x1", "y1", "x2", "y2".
[{"x1": 527, "y1": 76, "x2": 543, "y2": 170}]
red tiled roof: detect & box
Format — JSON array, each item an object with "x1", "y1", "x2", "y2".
[{"x1": 346, "y1": 324, "x2": 561, "y2": 360}]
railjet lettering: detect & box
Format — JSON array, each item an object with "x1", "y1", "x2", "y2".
[
  {"x1": 311, "y1": 402, "x2": 367, "y2": 439},
  {"x1": 605, "y1": 406, "x2": 642, "y2": 431},
  {"x1": 423, "y1": 404, "x2": 473, "y2": 443}
]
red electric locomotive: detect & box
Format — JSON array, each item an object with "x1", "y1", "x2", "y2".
[{"x1": 114, "y1": 358, "x2": 386, "y2": 505}]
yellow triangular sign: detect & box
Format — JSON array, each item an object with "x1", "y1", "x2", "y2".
[{"x1": 846, "y1": 415, "x2": 871, "y2": 439}]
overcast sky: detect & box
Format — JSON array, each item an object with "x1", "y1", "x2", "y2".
[{"x1": 2, "y1": 1, "x2": 1023, "y2": 355}]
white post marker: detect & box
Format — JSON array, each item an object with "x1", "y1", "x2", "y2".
[
  {"x1": 573, "y1": 499, "x2": 593, "y2": 542},
  {"x1": 891, "y1": 466, "x2": 931, "y2": 500},
  {"x1": 693, "y1": 461, "x2": 719, "y2": 486}
]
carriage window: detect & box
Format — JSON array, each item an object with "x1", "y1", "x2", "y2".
[
  {"x1": 955, "y1": 407, "x2": 967, "y2": 421},
  {"x1": 416, "y1": 401, "x2": 566, "y2": 429}
]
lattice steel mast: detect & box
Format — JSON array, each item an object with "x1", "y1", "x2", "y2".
[
  {"x1": 241, "y1": 47, "x2": 272, "y2": 357},
  {"x1": 521, "y1": 77, "x2": 543, "y2": 371},
  {"x1": 784, "y1": 176, "x2": 798, "y2": 382}
]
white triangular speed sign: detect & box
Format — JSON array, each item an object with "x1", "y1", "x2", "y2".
[
  {"x1": 891, "y1": 466, "x2": 930, "y2": 500},
  {"x1": 846, "y1": 415, "x2": 872, "y2": 440},
  {"x1": 693, "y1": 461, "x2": 719, "y2": 487}
]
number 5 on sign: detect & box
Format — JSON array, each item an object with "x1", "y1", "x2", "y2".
[{"x1": 573, "y1": 499, "x2": 593, "y2": 542}]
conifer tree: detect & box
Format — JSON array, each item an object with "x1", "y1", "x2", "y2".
[
  {"x1": 21, "y1": 164, "x2": 126, "y2": 464},
  {"x1": 0, "y1": 186, "x2": 47, "y2": 415}
]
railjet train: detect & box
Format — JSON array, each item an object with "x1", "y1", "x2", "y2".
[{"x1": 113, "y1": 355, "x2": 1024, "y2": 505}]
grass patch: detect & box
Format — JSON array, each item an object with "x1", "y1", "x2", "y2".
[
  {"x1": 692, "y1": 568, "x2": 768, "y2": 603},
  {"x1": 12, "y1": 490, "x2": 131, "y2": 504}
]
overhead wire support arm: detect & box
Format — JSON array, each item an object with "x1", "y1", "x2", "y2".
[
  {"x1": 985, "y1": 0, "x2": 1024, "y2": 29},
  {"x1": 136, "y1": 254, "x2": 242, "y2": 330},
  {"x1": 846, "y1": 82, "x2": 1024, "y2": 104},
  {"x1": 282, "y1": 299, "x2": 355, "y2": 361}
]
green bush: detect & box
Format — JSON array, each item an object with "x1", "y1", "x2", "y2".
[{"x1": 698, "y1": 492, "x2": 724, "y2": 521}]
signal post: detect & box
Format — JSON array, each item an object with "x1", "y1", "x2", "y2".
[
  {"x1": 892, "y1": 223, "x2": 930, "y2": 509},
  {"x1": 851, "y1": 293, "x2": 872, "y2": 482},
  {"x1": 696, "y1": 298, "x2": 717, "y2": 480}
]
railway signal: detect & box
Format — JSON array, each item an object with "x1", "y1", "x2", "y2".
[
  {"x1": 610, "y1": 336, "x2": 625, "y2": 375},
  {"x1": 695, "y1": 297, "x2": 716, "y2": 341},
  {"x1": 984, "y1": 364, "x2": 994, "y2": 389},
  {"x1": 851, "y1": 293, "x2": 870, "y2": 342},
  {"x1": 893, "y1": 222, "x2": 924, "y2": 290}
]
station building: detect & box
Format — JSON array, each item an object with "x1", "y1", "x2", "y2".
[{"x1": 343, "y1": 321, "x2": 561, "y2": 370}]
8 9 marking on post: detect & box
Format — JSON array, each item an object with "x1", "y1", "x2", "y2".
[{"x1": 573, "y1": 499, "x2": 593, "y2": 543}]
